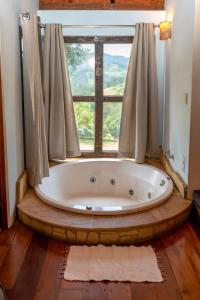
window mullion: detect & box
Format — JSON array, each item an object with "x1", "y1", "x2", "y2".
[
  {"x1": 73, "y1": 96, "x2": 95, "y2": 102},
  {"x1": 95, "y1": 41, "x2": 103, "y2": 152}
]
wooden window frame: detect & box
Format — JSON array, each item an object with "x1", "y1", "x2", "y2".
[{"x1": 64, "y1": 36, "x2": 133, "y2": 158}]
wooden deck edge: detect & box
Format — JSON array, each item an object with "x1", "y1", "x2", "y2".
[
  {"x1": 16, "y1": 170, "x2": 28, "y2": 204},
  {"x1": 17, "y1": 206, "x2": 191, "y2": 245},
  {"x1": 17, "y1": 194, "x2": 192, "y2": 232}
]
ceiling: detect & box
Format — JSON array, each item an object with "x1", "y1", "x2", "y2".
[{"x1": 39, "y1": 0, "x2": 165, "y2": 10}]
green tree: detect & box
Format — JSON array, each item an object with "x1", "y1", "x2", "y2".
[
  {"x1": 65, "y1": 44, "x2": 94, "y2": 96},
  {"x1": 103, "y1": 103, "x2": 122, "y2": 141},
  {"x1": 65, "y1": 44, "x2": 89, "y2": 72},
  {"x1": 74, "y1": 103, "x2": 95, "y2": 139}
]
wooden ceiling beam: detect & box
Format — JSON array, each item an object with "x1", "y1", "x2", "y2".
[{"x1": 39, "y1": 0, "x2": 165, "y2": 10}]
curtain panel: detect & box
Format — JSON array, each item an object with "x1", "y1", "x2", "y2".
[
  {"x1": 119, "y1": 23, "x2": 160, "y2": 163},
  {"x1": 20, "y1": 15, "x2": 49, "y2": 186},
  {"x1": 43, "y1": 24, "x2": 81, "y2": 160}
]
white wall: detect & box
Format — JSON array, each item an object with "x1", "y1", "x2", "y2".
[
  {"x1": 163, "y1": 0, "x2": 195, "y2": 183},
  {"x1": 38, "y1": 10, "x2": 166, "y2": 145},
  {"x1": 188, "y1": 0, "x2": 200, "y2": 197},
  {"x1": 0, "y1": 0, "x2": 38, "y2": 227}
]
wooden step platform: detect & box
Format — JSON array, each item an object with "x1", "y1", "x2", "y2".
[{"x1": 17, "y1": 188, "x2": 192, "y2": 245}]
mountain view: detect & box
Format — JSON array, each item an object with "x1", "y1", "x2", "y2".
[{"x1": 68, "y1": 52, "x2": 129, "y2": 96}]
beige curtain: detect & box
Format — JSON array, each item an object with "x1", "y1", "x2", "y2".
[
  {"x1": 119, "y1": 23, "x2": 160, "y2": 163},
  {"x1": 43, "y1": 24, "x2": 81, "y2": 160},
  {"x1": 20, "y1": 15, "x2": 49, "y2": 186}
]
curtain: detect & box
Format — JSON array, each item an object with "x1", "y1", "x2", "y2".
[
  {"x1": 43, "y1": 24, "x2": 81, "y2": 160},
  {"x1": 20, "y1": 15, "x2": 49, "y2": 186},
  {"x1": 119, "y1": 23, "x2": 160, "y2": 163}
]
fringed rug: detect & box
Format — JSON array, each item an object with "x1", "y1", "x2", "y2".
[{"x1": 64, "y1": 245, "x2": 163, "y2": 282}]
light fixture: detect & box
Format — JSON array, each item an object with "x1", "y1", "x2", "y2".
[{"x1": 160, "y1": 21, "x2": 172, "y2": 40}]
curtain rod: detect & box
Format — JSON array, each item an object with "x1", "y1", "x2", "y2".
[
  {"x1": 39, "y1": 24, "x2": 160, "y2": 29},
  {"x1": 20, "y1": 13, "x2": 160, "y2": 29}
]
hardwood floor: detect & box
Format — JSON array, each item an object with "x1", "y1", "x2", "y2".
[{"x1": 0, "y1": 221, "x2": 199, "y2": 300}]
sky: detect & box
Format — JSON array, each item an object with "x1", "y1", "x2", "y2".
[
  {"x1": 104, "y1": 44, "x2": 132, "y2": 57},
  {"x1": 82, "y1": 43, "x2": 132, "y2": 58}
]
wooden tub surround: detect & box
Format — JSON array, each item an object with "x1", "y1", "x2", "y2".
[
  {"x1": 17, "y1": 159, "x2": 192, "y2": 244},
  {"x1": 17, "y1": 188, "x2": 192, "y2": 244}
]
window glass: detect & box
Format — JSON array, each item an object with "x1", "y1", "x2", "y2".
[
  {"x1": 74, "y1": 102, "x2": 95, "y2": 151},
  {"x1": 103, "y1": 102, "x2": 122, "y2": 151},
  {"x1": 103, "y1": 44, "x2": 132, "y2": 96},
  {"x1": 66, "y1": 44, "x2": 95, "y2": 96}
]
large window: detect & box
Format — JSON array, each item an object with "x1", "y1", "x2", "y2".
[{"x1": 65, "y1": 36, "x2": 132, "y2": 156}]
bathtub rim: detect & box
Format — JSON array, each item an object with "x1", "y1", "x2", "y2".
[{"x1": 34, "y1": 159, "x2": 174, "y2": 215}]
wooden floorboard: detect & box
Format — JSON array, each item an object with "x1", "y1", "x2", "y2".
[
  {"x1": 0, "y1": 221, "x2": 199, "y2": 300},
  {"x1": 57, "y1": 288, "x2": 84, "y2": 300},
  {"x1": 107, "y1": 282, "x2": 132, "y2": 300},
  {"x1": 150, "y1": 239, "x2": 183, "y2": 300},
  {"x1": 0, "y1": 221, "x2": 19, "y2": 246},
  {"x1": 0, "y1": 222, "x2": 20, "y2": 272},
  {"x1": 6, "y1": 233, "x2": 48, "y2": 300},
  {"x1": 162, "y1": 223, "x2": 200, "y2": 300},
  {"x1": 0, "y1": 224, "x2": 33, "y2": 289},
  {"x1": 0, "y1": 245, "x2": 9, "y2": 269},
  {"x1": 33, "y1": 240, "x2": 65, "y2": 300}
]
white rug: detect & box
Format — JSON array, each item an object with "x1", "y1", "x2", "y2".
[{"x1": 64, "y1": 245, "x2": 163, "y2": 282}]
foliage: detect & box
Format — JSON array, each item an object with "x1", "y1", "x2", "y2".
[
  {"x1": 103, "y1": 103, "x2": 122, "y2": 141},
  {"x1": 65, "y1": 44, "x2": 89, "y2": 72},
  {"x1": 66, "y1": 44, "x2": 129, "y2": 146},
  {"x1": 74, "y1": 103, "x2": 95, "y2": 139}
]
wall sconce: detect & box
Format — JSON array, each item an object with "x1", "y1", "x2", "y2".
[{"x1": 160, "y1": 21, "x2": 172, "y2": 40}]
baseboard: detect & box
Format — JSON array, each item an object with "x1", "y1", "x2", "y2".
[
  {"x1": 16, "y1": 170, "x2": 28, "y2": 204},
  {"x1": 160, "y1": 153, "x2": 187, "y2": 199}
]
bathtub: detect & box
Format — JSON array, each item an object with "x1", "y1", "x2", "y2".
[{"x1": 35, "y1": 159, "x2": 173, "y2": 215}]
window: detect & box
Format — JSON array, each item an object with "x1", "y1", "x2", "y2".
[{"x1": 65, "y1": 36, "x2": 132, "y2": 156}]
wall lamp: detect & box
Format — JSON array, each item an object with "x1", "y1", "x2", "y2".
[{"x1": 160, "y1": 21, "x2": 172, "y2": 40}]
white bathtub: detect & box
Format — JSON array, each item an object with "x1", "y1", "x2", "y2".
[{"x1": 35, "y1": 159, "x2": 173, "y2": 215}]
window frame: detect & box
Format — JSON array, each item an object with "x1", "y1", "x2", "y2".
[{"x1": 64, "y1": 36, "x2": 133, "y2": 157}]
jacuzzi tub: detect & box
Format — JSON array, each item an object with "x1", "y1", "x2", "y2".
[{"x1": 35, "y1": 159, "x2": 173, "y2": 215}]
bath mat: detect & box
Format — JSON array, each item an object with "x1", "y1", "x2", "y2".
[{"x1": 64, "y1": 245, "x2": 163, "y2": 282}]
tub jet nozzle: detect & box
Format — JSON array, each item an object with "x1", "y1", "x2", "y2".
[
  {"x1": 110, "y1": 179, "x2": 116, "y2": 185},
  {"x1": 160, "y1": 180, "x2": 166, "y2": 187},
  {"x1": 90, "y1": 177, "x2": 96, "y2": 183},
  {"x1": 129, "y1": 189, "x2": 134, "y2": 196}
]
